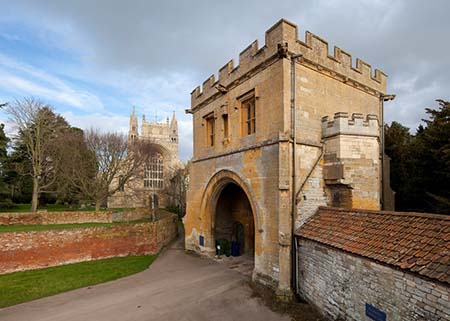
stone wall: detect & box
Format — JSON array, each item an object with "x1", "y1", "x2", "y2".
[
  {"x1": 297, "y1": 238, "x2": 450, "y2": 321},
  {"x1": 112, "y1": 208, "x2": 151, "y2": 222},
  {"x1": 0, "y1": 213, "x2": 178, "y2": 274},
  {"x1": 0, "y1": 211, "x2": 113, "y2": 225}
]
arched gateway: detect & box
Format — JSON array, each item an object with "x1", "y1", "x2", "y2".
[
  {"x1": 214, "y1": 183, "x2": 254, "y2": 257},
  {"x1": 196, "y1": 170, "x2": 262, "y2": 262}
]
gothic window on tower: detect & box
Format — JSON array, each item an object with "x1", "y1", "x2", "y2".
[{"x1": 144, "y1": 153, "x2": 164, "y2": 189}]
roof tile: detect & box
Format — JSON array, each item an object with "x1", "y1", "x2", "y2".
[{"x1": 296, "y1": 207, "x2": 450, "y2": 285}]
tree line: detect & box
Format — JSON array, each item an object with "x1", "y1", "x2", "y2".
[
  {"x1": 385, "y1": 99, "x2": 450, "y2": 214},
  {"x1": 0, "y1": 98, "x2": 166, "y2": 212}
]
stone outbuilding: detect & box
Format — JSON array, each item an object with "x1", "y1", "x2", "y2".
[
  {"x1": 296, "y1": 207, "x2": 450, "y2": 320},
  {"x1": 184, "y1": 18, "x2": 393, "y2": 299}
]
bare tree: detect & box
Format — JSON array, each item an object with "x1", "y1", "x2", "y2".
[
  {"x1": 165, "y1": 163, "x2": 189, "y2": 217},
  {"x1": 4, "y1": 98, "x2": 68, "y2": 212},
  {"x1": 51, "y1": 127, "x2": 92, "y2": 205},
  {"x1": 58, "y1": 129, "x2": 154, "y2": 211}
]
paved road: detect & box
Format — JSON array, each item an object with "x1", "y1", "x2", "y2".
[{"x1": 0, "y1": 236, "x2": 290, "y2": 321}]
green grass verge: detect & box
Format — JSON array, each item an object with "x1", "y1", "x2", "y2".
[
  {"x1": 0, "y1": 222, "x2": 122, "y2": 233},
  {"x1": 0, "y1": 204, "x2": 140, "y2": 213},
  {"x1": 0, "y1": 255, "x2": 157, "y2": 308},
  {"x1": 0, "y1": 204, "x2": 109, "y2": 213},
  {"x1": 0, "y1": 220, "x2": 155, "y2": 233}
]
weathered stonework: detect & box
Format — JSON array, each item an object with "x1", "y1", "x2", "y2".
[
  {"x1": 0, "y1": 213, "x2": 178, "y2": 274},
  {"x1": 112, "y1": 207, "x2": 152, "y2": 222},
  {"x1": 297, "y1": 239, "x2": 450, "y2": 321},
  {"x1": 0, "y1": 208, "x2": 155, "y2": 225},
  {"x1": 185, "y1": 18, "x2": 386, "y2": 297},
  {"x1": 0, "y1": 211, "x2": 113, "y2": 225}
]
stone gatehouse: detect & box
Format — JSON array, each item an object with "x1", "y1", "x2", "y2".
[{"x1": 184, "y1": 18, "x2": 391, "y2": 298}]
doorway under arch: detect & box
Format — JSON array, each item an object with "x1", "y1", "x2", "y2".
[{"x1": 214, "y1": 183, "x2": 255, "y2": 258}]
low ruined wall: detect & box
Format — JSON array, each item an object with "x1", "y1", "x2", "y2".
[
  {"x1": 0, "y1": 213, "x2": 178, "y2": 274},
  {"x1": 297, "y1": 239, "x2": 450, "y2": 321},
  {"x1": 112, "y1": 208, "x2": 151, "y2": 222},
  {"x1": 0, "y1": 211, "x2": 113, "y2": 225}
]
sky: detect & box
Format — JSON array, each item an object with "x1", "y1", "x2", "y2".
[{"x1": 0, "y1": 0, "x2": 449, "y2": 161}]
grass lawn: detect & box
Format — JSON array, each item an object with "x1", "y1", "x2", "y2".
[
  {"x1": 0, "y1": 218, "x2": 156, "y2": 233},
  {"x1": 0, "y1": 204, "x2": 138, "y2": 213},
  {"x1": 0, "y1": 222, "x2": 124, "y2": 233},
  {"x1": 0, "y1": 203, "x2": 105, "y2": 213},
  {"x1": 0, "y1": 255, "x2": 157, "y2": 308}
]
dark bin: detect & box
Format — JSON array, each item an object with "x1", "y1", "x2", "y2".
[
  {"x1": 216, "y1": 239, "x2": 230, "y2": 256},
  {"x1": 231, "y1": 241, "x2": 241, "y2": 257}
]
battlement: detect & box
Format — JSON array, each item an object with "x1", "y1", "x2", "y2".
[
  {"x1": 321, "y1": 112, "x2": 379, "y2": 138},
  {"x1": 142, "y1": 121, "x2": 168, "y2": 128},
  {"x1": 191, "y1": 19, "x2": 387, "y2": 110}
]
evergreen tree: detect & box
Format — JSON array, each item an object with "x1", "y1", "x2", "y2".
[
  {"x1": 385, "y1": 99, "x2": 450, "y2": 214},
  {"x1": 0, "y1": 123, "x2": 12, "y2": 207},
  {"x1": 414, "y1": 99, "x2": 450, "y2": 213},
  {"x1": 384, "y1": 121, "x2": 414, "y2": 210}
]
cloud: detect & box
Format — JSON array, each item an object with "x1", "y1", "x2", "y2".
[
  {"x1": 61, "y1": 111, "x2": 129, "y2": 134},
  {"x1": 177, "y1": 119, "x2": 193, "y2": 162},
  {"x1": 1, "y1": 0, "x2": 449, "y2": 157},
  {"x1": 61, "y1": 111, "x2": 193, "y2": 162},
  {"x1": 0, "y1": 53, "x2": 105, "y2": 112}
]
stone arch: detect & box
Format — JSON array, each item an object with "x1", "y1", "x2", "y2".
[
  {"x1": 200, "y1": 169, "x2": 263, "y2": 235},
  {"x1": 145, "y1": 142, "x2": 171, "y2": 159}
]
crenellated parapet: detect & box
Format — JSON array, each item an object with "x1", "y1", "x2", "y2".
[
  {"x1": 191, "y1": 19, "x2": 387, "y2": 110},
  {"x1": 321, "y1": 112, "x2": 379, "y2": 139}
]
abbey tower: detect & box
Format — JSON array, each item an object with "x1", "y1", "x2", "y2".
[{"x1": 108, "y1": 107, "x2": 181, "y2": 209}]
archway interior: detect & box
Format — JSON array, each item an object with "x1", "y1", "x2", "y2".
[{"x1": 214, "y1": 183, "x2": 255, "y2": 258}]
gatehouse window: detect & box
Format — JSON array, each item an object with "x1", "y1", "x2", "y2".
[
  {"x1": 241, "y1": 94, "x2": 256, "y2": 136},
  {"x1": 222, "y1": 114, "x2": 229, "y2": 139},
  {"x1": 144, "y1": 153, "x2": 164, "y2": 189},
  {"x1": 205, "y1": 113, "x2": 215, "y2": 147}
]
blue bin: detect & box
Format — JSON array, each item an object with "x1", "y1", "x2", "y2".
[{"x1": 231, "y1": 241, "x2": 241, "y2": 257}]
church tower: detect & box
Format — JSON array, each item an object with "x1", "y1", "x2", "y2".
[
  {"x1": 109, "y1": 107, "x2": 182, "y2": 210},
  {"x1": 169, "y1": 111, "x2": 179, "y2": 159},
  {"x1": 129, "y1": 106, "x2": 138, "y2": 141}
]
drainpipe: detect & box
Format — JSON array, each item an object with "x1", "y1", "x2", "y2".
[
  {"x1": 291, "y1": 53, "x2": 302, "y2": 297},
  {"x1": 379, "y1": 94, "x2": 395, "y2": 210}
]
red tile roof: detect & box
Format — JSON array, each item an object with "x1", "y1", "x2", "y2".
[{"x1": 296, "y1": 206, "x2": 450, "y2": 285}]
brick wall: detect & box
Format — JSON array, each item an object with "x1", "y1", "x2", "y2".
[
  {"x1": 297, "y1": 239, "x2": 450, "y2": 321},
  {"x1": 0, "y1": 214, "x2": 178, "y2": 274},
  {"x1": 0, "y1": 211, "x2": 113, "y2": 225}
]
